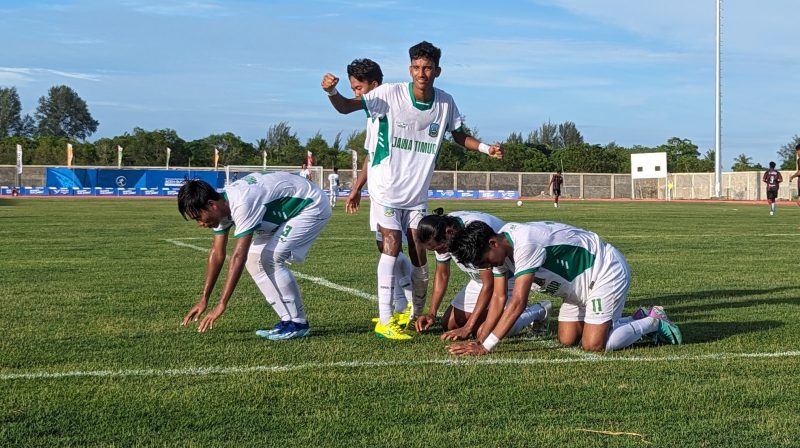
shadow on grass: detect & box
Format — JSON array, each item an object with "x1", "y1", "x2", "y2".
[
  {"x1": 677, "y1": 320, "x2": 783, "y2": 344},
  {"x1": 629, "y1": 287, "x2": 800, "y2": 310}
]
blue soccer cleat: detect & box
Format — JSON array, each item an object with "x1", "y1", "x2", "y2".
[{"x1": 266, "y1": 321, "x2": 311, "y2": 341}]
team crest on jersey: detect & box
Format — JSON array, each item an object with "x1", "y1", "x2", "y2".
[
  {"x1": 428, "y1": 123, "x2": 440, "y2": 137},
  {"x1": 383, "y1": 206, "x2": 396, "y2": 217}
]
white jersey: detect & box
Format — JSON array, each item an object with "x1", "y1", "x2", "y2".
[
  {"x1": 492, "y1": 222, "x2": 610, "y2": 306},
  {"x1": 435, "y1": 211, "x2": 505, "y2": 282},
  {"x1": 213, "y1": 172, "x2": 330, "y2": 238},
  {"x1": 361, "y1": 82, "x2": 463, "y2": 209},
  {"x1": 328, "y1": 173, "x2": 339, "y2": 189},
  {"x1": 299, "y1": 169, "x2": 310, "y2": 179}
]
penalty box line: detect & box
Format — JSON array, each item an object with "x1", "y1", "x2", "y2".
[
  {"x1": 3, "y1": 351, "x2": 800, "y2": 381},
  {"x1": 164, "y1": 238, "x2": 377, "y2": 302}
]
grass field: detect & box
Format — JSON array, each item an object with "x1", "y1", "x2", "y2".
[{"x1": 2, "y1": 197, "x2": 800, "y2": 447}]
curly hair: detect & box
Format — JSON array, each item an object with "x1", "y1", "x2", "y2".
[
  {"x1": 450, "y1": 221, "x2": 497, "y2": 267},
  {"x1": 409, "y1": 41, "x2": 441, "y2": 66},
  {"x1": 347, "y1": 58, "x2": 384, "y2": 84}
]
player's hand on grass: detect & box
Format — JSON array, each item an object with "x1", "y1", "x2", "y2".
[
  {"x1": 181, "y1": 301, "x2": 208, "y2": 327},
  {"x1": 441, "y1": 326, "x2": 472, "y2": 341},
  {"x1": 197, "y1": 304, "x2": 226, "y2": 333},
  {"x1": 415, "y1": 314, "x2": 436, "y2": 333},
  {"x1": 321, "y1": 73, "x2": 339, "y2": 94},
  {"x1": 447, "y1": 341, "x2": 489, "y2": 357},
  {"x1": 345, "y1": 191, "x2": 361, "y2": 214}
]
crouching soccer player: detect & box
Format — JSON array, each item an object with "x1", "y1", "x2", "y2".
[
  {"x1": 177, "y1": 172, "x2": 331, "y2": 340},
  {"x1": 414, "y1": 209, "x2": 551, "y2": 341},
  {"x1": 447, "y1": 221, "x2": 682, "y2": 355}
]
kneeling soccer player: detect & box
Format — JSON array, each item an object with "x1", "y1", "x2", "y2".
[
  {"x1": 447, "y1": 221, "x2": 682, "y2": 355},
  {"x1": 414, "y1": 209, "x2": 550, "y2": 341},
  {"x1": 177, "y1": 172, "x2": 331, "y2": 340}
]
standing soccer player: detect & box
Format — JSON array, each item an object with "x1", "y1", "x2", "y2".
[
  {"x1": 763, "y1": 161, "x2": 783, "y2": 216},
  {"x1": 328, "y1": 167, "x2": 340, "y2": 208},
  {"x1": 447, "y1": 221, "x2": 682, "y2": 355},
  {"x1": 325, "y1": 58, "x2": 416, "y2": 333},
  {"x1": 299, "y1": 162, "x2": 311, "y2": 180},
  {"x1": 549, "y1": 170, "x2": 564, "y2": 208},
  {"x1": 321, "y1": 41, "x2": 503, "y2": 340},
  {"x1": 177, "y1": 172, "x2": 331, "y2": 340},
  {"x1": 414, "y1": 209, "x2": 551, "y2": 341}
]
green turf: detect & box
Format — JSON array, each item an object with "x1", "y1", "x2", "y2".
[{"x1": 1, "y1": 197, "x2": 799, "y2": 447}]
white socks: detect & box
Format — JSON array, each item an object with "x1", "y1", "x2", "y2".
[
  {"x1": 508, "y1": 302, "x2": 547, "y2": 336},
  {"x1": 393, "y1": 252, "x2": 412, "y2": 313},
  {"x1": 377, "y1": 254, "x2": 397, "y2": 325},
  {"x1": 605, "y1": 316, "x2": 660, "y2": 351},
  {"x1": 411, "y1": 265, "x2": 429, "y2": 317},
  {"x1": 247, "y1": 251, "x2": 307, "y2": 324}
]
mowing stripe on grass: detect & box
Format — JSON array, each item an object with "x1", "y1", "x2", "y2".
[
  {"x1": 165, "y1": 238, "x2": 377, "y2": 302},
  {"x1": 3, "y1": 350, "x2": 800, "y2": 381}
]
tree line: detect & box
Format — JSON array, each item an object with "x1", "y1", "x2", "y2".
[{"x1": 2, "y1": 85, "x2": 798, "y2": 173}]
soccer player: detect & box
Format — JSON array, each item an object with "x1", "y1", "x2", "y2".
[
  {"x1": 549, "y1": 170, "x2": 564, "y2": 208},
  {"x1": 328, "y1": 167, "x2": 340, "y2": 208},
  {"x1": 327, "y1": 58, "x2": 416, "y2": 333},
  {"x1": 447, "y1": 221, "x2": 682, "y2": 356},
  {"x1": 321, "y1": 41, "x2": 503, "y2": 340},
  {"x1": 763, "y1": 161, "x2": 782, "y2": 216},
  {"x1": 414, "y1": 209, "x2": 551, "y2": 341},
  {"x1": 298, "y1": 162, "x2": 311, "y2": 180},
  {"x1": 177, "y1": 172, "x2": 331, "y2": 340}
]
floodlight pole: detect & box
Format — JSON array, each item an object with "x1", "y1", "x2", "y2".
[{"x1": 714, "y1": 0, "x2": 722, "y2": 197}]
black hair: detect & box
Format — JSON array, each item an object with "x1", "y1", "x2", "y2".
[
  {"x1": 409, "y1": 41, "x2": 441, "y2": 66},
  {"x1": 333, "y1": 167, "x2": 338, "y2": 172},
  {"x1": 769, "y1": 161, "x2": 776, "y2": 169},
  {"x1": 450, "y1": 221, "x2": 497, "y2": 267},
  {"x1": 416, "y1": 208, "x2": 465, "y2": 250},
  {"x1": 177, "y1": 179, "x2": 222, "y2": 220},
  {"x1": 795, "y1": 143, "x2": 800, "y2": 150},
  {"x1": 347, "y1": 58, "x2": 384, "y2": 84}
]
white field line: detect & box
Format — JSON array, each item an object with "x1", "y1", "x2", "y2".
[
  {"x1": 164, "y1": 238, "x2": 377, "y2": 302},
  {"x1": 3, "y1": 351, "x2": 800, "y2": 381}
]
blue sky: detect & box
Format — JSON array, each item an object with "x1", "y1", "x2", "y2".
[{"x1": 1, "y1": 0, "x2": 798, "y2": 169}]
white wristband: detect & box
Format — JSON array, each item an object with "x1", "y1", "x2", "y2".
[
  {"x1": 482, "y1": 333, "x2": 500, "y2": 351},
  {"x1": 325, "y1": 87, "x2": 339, "y2": 97},
  {"x1": 478, "y1": 143, "x2": 491, "y2": 154}
]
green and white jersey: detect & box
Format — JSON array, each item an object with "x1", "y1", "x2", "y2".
[
  {"x1": 492, "y1": 222, "x2": 608, "y2": 305},
  {"x1": 435, "y1": 211, "x2": 505, "y2": 282},
  {"x1": 360, "y1": 82, "x2": 463, "y2": 209},
  {"x1": 213, "y1": 172, "x2": 330, "y2": 238}
]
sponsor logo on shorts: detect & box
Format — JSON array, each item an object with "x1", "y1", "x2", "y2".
[{"x1": 383, "y1": 206, "x2": 396, "y2": 217}]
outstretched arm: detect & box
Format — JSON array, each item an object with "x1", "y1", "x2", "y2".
[
  {"x1": 182, "y1": 232, "x2": 228, "y2": 327},
  {"x1": 416, "y1": 261, "x2": 450, "y2": 332},
  {"x1": 441, "y1": 269, "x2": 495, "y2": 341},
  {"x1": 197, "y1": 233, "x2": 254, "y2": 333},
  {"x1": 321, "y1": 73, "x2": 364, "y2": 115},
  {"x1": 451, "y1": 130, "x2": 503, "y2": 160},
  {"x1": 447, "y1": 273, "x2": 534, "y2": 356}
]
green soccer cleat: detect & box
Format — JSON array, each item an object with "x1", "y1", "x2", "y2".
[{"x1": 655, "y1": 319, "x2": 683, "y2": 345}]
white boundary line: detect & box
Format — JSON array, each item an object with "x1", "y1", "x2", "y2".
[
  {"x1": 3, "y1": 351, "x2": 800, "y2": 381},
  {"x1": 164, "y1": 238, "x2": 377, "y2": 301}
]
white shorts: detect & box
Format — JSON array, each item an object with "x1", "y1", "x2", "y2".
[
  {"x1": 370, "y1": 201, "x2": 425, "y2": 241},
  {"x1": 329, "y1": 187, "x2": 339, "y2": 197},
  {"x1": 557, "y1": 245, "x2": 630, "y2": 325},
  {"x1": 247, "y1": 212, "x2": 330, "y2": 264},
  {"x1": 451, "y1": 278, "x2": 515, "y2": 313}
]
